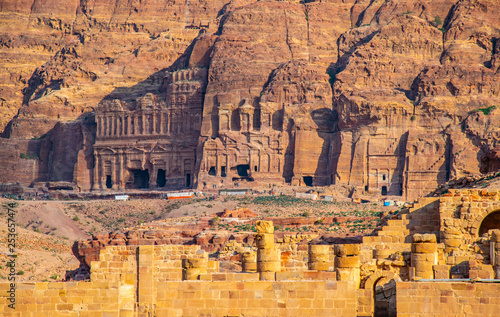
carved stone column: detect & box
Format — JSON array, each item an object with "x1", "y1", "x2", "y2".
[
  {"x1": 111, "y1": 156, "x2": 117, "y2": 190},
  {"x1": 134, "y1": 113, "x2": 140, "y2": 135},
  {"x1": 411, "y1": 233, "x2": 437, "y2": 280},
  {"x1": 159, "y1": 111, "x2": 164, "y2": 134},
  {"x1": 334, "y1": 244, "x2": 360, "y2": 288},
  {"x1": 166, "y1": 110, "x2": 171, "y2": 134},
  {"x1": 127, "y1": 114, "x2": 131, "y2": 135},
  {"x1": 182, "y1": 258, "x2": 207, "y2": 280},
  {"x1": 96, "y1": 115, "x2": 102, "y2": 137},
  {"x1": 308, "y1": 244, "x2": 330, "y2": 271},
  {"x1": 118, "y1": 151, "x2": 124, "y2": 189},
  {"x1": 152, "y1": 111, "x2": 157, "y2": 134},
  {"x1": 109, "y1": 115, "x2": 114, "y2": 137},
  {"x1": 255, "y1": 220, "x2": 279, "y2": 280},
  {"x1": 141, "y1": 113, "x2": 146, "y2": 135},
  {"x1": 93, "y1": 153, "x2": 100, "y2": 190},
  {"x1": 241, "y1": 251, "x2": 257, "y2": 273}
]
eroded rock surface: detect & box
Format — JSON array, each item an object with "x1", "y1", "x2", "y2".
[{"x1": 1, "y1": 0, "x2": 500, "y2": 200}]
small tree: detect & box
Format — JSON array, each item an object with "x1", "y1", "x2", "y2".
[
  {"x1": 434, "y1": 15, "x2": 442, "y2": 26},
  {"x1": 209, "y1": 216, "x2": 220, "y2": 226}
]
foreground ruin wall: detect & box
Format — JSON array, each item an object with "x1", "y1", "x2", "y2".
[
  {"x1": 396, "y1": 282, "x2": 500, "y2": 316},
  {"x1": 0, "y1": 245, "x2": 357, "y2": 317},
  {"x1": 3, "y1": 243, "x2": 500, "y2": 316},
  {"x1": 4, "y1": 190, "x2": 500, "y2": 316},
  {"x1": 0, "y1": 281, "x2": 357, "y2": 317},
  {"x1": 1, "y1": 0, "x2": 500, "y2": 200}
]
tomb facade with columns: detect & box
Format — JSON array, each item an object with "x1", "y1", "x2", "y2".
[{"x1": 92, "y1": 68, "x2": 207, "y2": 190}]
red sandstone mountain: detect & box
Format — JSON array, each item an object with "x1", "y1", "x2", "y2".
[{"x1": 0, "y1": 0, "x2": 499, "y2": 200}]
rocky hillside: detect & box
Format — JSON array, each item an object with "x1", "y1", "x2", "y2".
[{"x1": 0, "y1": 0, "x2": 499, "y2": 199}]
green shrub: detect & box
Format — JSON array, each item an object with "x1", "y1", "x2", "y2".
[
  {"x1": 209, "y1": 217, "x2": 220, "y2": 226},
  {"x1": 434, "y1": 15, "x2": 442, "y2": 26}
]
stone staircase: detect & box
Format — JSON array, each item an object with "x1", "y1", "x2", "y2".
[{"x1": 362, "y1": 197, "x2": 440, "y2": 245}]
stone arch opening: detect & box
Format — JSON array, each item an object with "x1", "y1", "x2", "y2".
[
  {"x1": 373, "y1": 276, "x2": 397, "y2": 317},
  {"x1": 364, "y1": 271, "x2": 401, "y2": 317},
  {"x1": 479, "y1": 210, "x2": 500, "y2": 237}
]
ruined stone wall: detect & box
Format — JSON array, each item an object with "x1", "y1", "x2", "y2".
[
  {"x1": 90, "y1": 245, "x2": 209, "y2": 284},
  {"x1": 396, "y1": 282, "x2": 500, "y2": 316},
  {"x1": 0, "y1": 280, "x2": 128, "y2": 316},
  {"x1": 0, "y1": 245, "x2": 356, "y2": 316},
  {"x1": 156, "y1": 280, "x2": 356, "y2": 317},
  {"x1": 5, "y1": 240, "x2": 500, "y2": 316}
]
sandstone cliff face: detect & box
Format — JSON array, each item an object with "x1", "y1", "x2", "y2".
[
  {"x1": 1, "y1": 0, "x2": 499, "y2": 200},
  {"x1": 0, "y1": 0, "x2": 243, "y2": 137}
]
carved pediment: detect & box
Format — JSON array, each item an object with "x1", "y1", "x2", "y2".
[
  {"x1": 98, "y1": 148, "x2": 116, "y2": 155},
  {"x1": 152, "y1": 143, "x2": 170, "y2": 153},
  {"x1": 126, "y1": 147, "x2": 147, "y2": 154}
]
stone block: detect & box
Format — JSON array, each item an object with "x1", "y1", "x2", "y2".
[
  {"x1": 334, "y1": 244, "x2": 360, "y2": 257},
  {"x1": 255, "y1": 233, "x2": 275, "y2": 249},
  {"x1": 413, "y1": 233, "x2": 437, "y2": 243},
  {"x1": 182, "y1": 258, "x2": 207, "y2": 269},
  {"x1": 182, "y1": 267, "x2": 207, "y2": 280},
  {"x1": 412, "y1": 243, "x2": 437, "y2": 253},
  {"x1": 411, "y1": 252, "x2": 435, "y2": 263},
  {"x1": 257, "y1": 261, "x2": 280, "y2": 272},
  {"x1": 490, "y1": 230, "x2": 500, "y2": 243},
  {"x1": 242, "y1": 262, "x2": 257, "y2": 273},
  {"x1": 241, "y1": 251, "x2": 256, "y2": 262},
  {"x1": 275, "y1": 271, "x2": 304, "y2": 281},
  {"x1": 335, "y1": 256, "x2": 360, "y2": 268},
  {"x1": 259, "y1": 272, "x2": 276, "y2": 281},
  {"x1": 256, "y1": 220, "x2": 274, "y2": 234},
  {"x1": 444, "y1": 238, "x2": 462, "y2": 248},
  {"x1": 308, "y1": 261, "x2": 330, "y2": 271},
  {"x1": 308, "y1": 254, "x2": 329, "y2": 262},
  {"x1": 308, "y1": 245, "x2": 330, "y2": 255},
  {"x1": 373, "y1": 249, "x2": 392, "y2": 259},
  {"x1": 257, "y1": 248, "x2": 280, "y2": 262}
]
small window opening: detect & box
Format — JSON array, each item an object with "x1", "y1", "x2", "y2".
[
  {"x1": 221, "y1": 166, "x2": 227, "y2": 177},
  {"x1": 254, "y1": 166, "x2": 258, "y2": 172},
  {"x1": 186, "y1": 173, "x2": 191, "y2": 187},
  {"x1": 382, "y1": 175, "x2": 386, "y2": 181}
]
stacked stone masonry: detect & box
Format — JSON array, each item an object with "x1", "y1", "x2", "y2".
[{"x1": 4, "y1": 189, "x2": 500, "y2": 315}]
